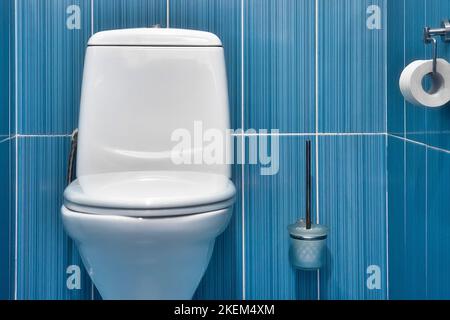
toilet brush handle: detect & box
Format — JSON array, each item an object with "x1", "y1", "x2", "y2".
[{"x1": 305, "y1": 140, "x2": 312, "y2": 230}]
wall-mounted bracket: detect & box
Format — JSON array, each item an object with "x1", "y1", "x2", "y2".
[
  {"x1": 424, "y1": 19, "x2": 450, "y2": 43},
  {"x1": 423, "y1": 20, "x2": 450, "y2": 74}
]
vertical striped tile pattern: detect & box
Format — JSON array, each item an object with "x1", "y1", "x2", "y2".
[
  {"x1": 424, "y1": 0, "x2": 450, "y2": 151},
  {"x1": 8, "y1": 0, "x2": 15, "y2": 137},
  {"x1": 194, "y1": 166, "x2": 243, "y2": 300},
  {"x1": 94, "y1": 0, "x2": 167, "y2": 31},
  {"x1": 170, "y1": 2, "x2": 243, "y2": 298},
  {"x1": 0, "y1": 139, "x2": 14, "y2": 299},
  {"x1": 319, "y1": 136, "x2": 387, "y2": 300},
  {"x1": 319, "y1": 0, "x2": 386, "y2": 133},
  {"x1": 391, "y1": 0, "x2": 450, "y2": 150},
  {"x1": 244, "y1": 0, "x2": 315, "y2": 132},
  {"x1": 387, "y1": 0, "x2": 404, "y2": 136},
  {"x1": 427, "y1": 148, "x2": 450, "y2": 299},
  {"x1": 16, "y1": 137, "x2": 92, "y2": 300},
  {"x1": 245, "y1": 136, "x2": 318, "y2": 300},
  {"x1": 6, "y1": 0, "x2": 398, "y2": 301},
  {"x1": 16, "y1": 0, "x2": 91, "y2": 135},
  {"x1": 404, "y1": 142, "x2": 427, "y2": 299},
  {"x1": 169, "y1": 0, "x2": 242, "y2": 129},
  {"x1": 0, "y1": 0, "x2": 11, "y2": 137},
  {"x1": 387, "y1": 0, "x2": 450, "y2": 300},
  {"x1": 387, "y1": 137, "x2": 406, "y2": 299},
  {"x1": 404, "y1": 0, "x2": 427, "y2": 144}
]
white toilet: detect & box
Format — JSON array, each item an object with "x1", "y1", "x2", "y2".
[{"x1": 61, "y1": 28, "x2": 235, "y2": 300}]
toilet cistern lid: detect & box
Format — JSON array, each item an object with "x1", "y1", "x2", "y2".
[
  {"x1": 63, "y1": 171, "x2": 235, "y2": 216},
  {"x1": 88, "y1": 28, "x2": 222, "y2": 47}
]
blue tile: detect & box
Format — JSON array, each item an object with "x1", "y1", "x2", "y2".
[
  {"x1": 0, "y1": 139, "x2": 14, "y2": 299},
  {"x1": 16, "y1": 0, "x2": 91, "y2": 135},
  {"x1": 94, "y1": 0, "x2": 166, "y2": 31},
  {"x1": 387, "y1": 0, "x2": 405, "y2": 136},
  {"x1": 319, "y1": 136, "x2": 387, "y2": 300},
  {"x1": 424, "y1": 0, "x2": 450, "y2": 151},
  {"x1": 8, "y1": 0, "x2": 15, "y2": 137},
  {"x1": 16, "y1": 137, "x2": 92, "y2": 300},
  {"x1": 319, "y1": 0, "x2": 386, "y2": 133},
  {"x1": 387, "y1": 136, "x2": 405, "y2": 299},
  {"x1": 245, "y1": 136, "x2": 318, "y2": 300},
  {"x1": 0, "y1": 0, "x2": 12, "y2": 136},
  {"x1": 404, "y1": 0, "x2": 427, "y2": 143},
  {"x1": 427, "y1": 148, "x2": 450, "y2": 299},
  {"x1": 169, "y1": 0, "x2": 241, "y2": 130},
  {"x1": 244, "y1": 0, "x2": 315, "y2": 132},
  {"x1": 403, "y1": 141, "x2": 427, "y2": 299},
  {"x1": 194, "y1": 165, "x2": 243, "y2": 300}
]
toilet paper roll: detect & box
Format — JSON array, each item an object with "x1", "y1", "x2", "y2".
[{"x1": 399, "y1": 58, "x2": 450, "y2": 107}]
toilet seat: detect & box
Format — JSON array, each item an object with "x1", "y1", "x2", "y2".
[{"x1": 63, "y1": 170, "x2": 236, "y2": 217}]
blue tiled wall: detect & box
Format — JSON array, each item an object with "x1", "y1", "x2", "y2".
[
  {"x1": 387, "y1": 0, "x2": 450, "y2": 300},
  {"x1": 0, "y1": 0, "x2": 12, "y2": 139},
  {"x1": 4, "y1": 0, "x2": 390, "y2": 300},
  {"x1": 0, "y1": 0, "x2": 14, "y2": 300},
  {"x1": 319, "y1": 136, "x2": 387, "y2": 300},
  {"x1": 16, "y1": 138, "x2": 92, "y2": 300},
  {"x1": 319, "y1": 0, "x2": 386, "y2": 133},
  {"x1": 0, "y1": 139, "x2": 14, "y2": 300}
]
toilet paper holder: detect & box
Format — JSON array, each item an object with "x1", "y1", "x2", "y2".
[{"x1": 424, "y1": 19, "x2": 450, "y2": 74}]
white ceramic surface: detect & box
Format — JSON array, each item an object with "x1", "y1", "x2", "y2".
[
  {"x1": 61, "y1": 29, "x2": 234, "y2": 300},
  {"x1": 64, "y1": 170, "x2": 235, "y2": 216},
  {"x1": 62, "y1": 206, "x2": 232, "y2": 300},
  {"x1": 88, "y1": 28, "x2": 222, "y2": 46},
  {"x1": 77, "y1": 34, "x2": 230, "y2": 177}
]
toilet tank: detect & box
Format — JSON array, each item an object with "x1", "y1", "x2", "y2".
[{"x1": 76, "y1": 28, "x2": 231, "y2": 178}]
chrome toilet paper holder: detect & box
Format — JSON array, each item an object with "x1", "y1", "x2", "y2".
[{"x1": 424, "y1": 19, "x2": 450, "y2": 74}]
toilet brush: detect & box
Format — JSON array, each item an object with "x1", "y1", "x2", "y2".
[{"x1": 287, "y1": 140, "x2": 329, "y2": 270}]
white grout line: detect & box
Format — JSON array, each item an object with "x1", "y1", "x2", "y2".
[
  {"x1": 240, "y1": 0, "x2": 245, "y2": 301},
  {"x1": 90, "y1": 0, "x2": 95, "y2": 300},
  {"x1": 90, "y1": 0, "x2": 94, "y2": 36},
  {"x1": 15, "y1": 134, "x2": 72, "y2": 138},
  {"x1": 8, "y1": 136, "x2": 14, "y2": 298},
  {"x1": 403, "y1": 0, "x2": 406, "y2": 139},
  {"x1": 0, "y1": 136, "x2": 12, "y2": 144},
  {"x1": 315, "y1": 0, "x2": 320, "y2": 301},
  {"x1": 14, "y1": 0, "x2": 18, "y2": 300},
  {"x1": 385, "y1": 134, "x2": 389, "y2": 299},
  {"x1": 231, "y1": 132, "x2": 385, "y2": 137},
  {"x1": 315, "y1": 132, "x2": 384, "y2": 136},
  {"x1": 166, "y1": 0, "x2": 170, "y2": 28},
  {"x1": 403, "y1": 134, "x2": 407, "y2": 254},
  {"x1": 8, "y1": 1, "x2": 11, "y2": 138},
  {"x1": 425, "y1": 146, "x2": 428, "y2": 298},
  {"x1": 387, "y1": 133, "x2": 450, "y2": 155},
  {"x1": 384, "y1": 0, "x2": 389, "y2": 299}
]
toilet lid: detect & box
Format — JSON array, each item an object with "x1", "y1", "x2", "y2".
[{"x1": 63, "y1": 171, "x2": 236, "y2": 217}]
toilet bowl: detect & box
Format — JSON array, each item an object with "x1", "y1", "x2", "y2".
[{"x1": 61, "y1": 28, "x2": 235, "y2": 299}]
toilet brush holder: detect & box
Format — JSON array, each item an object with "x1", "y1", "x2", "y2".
[{"x1": 288, "y1": 220, "x2": 328, "y2": 270}]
